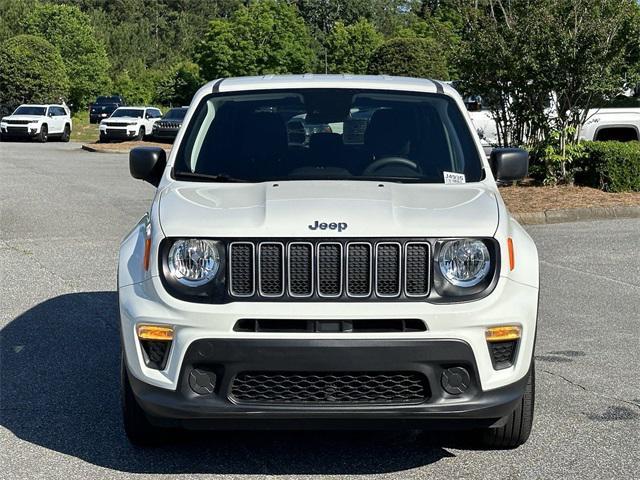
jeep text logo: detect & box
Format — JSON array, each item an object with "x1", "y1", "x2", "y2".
[{"x1": 308, "y1": 220, "x2": 348, "y2": 232}]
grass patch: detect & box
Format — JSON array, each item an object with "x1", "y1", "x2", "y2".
[{"x1": 71, "y1": 110, "x2": 99, "y2": 143}]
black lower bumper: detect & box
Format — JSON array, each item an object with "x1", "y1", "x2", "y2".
[
  {"x1": 128, "y1": 338, "x2": 529, "y2": 430},
  {"x1": 101, "y1": 129, "x2": 137, "y2": 140},
  {"x1": 1, "y1": 126, "x2": 37, "y2": 137}
]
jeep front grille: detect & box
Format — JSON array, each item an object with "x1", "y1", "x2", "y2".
[
  {"x1": 228, "y1": 240, "x2": 431, "y2": 300},
  {"x1": 230, "y1": 371, "x2": 429, "y2": 404}
]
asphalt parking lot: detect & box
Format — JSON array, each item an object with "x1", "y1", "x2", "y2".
[{"x1": 1, "y1": 141, "x2": 639, "y2": 480}]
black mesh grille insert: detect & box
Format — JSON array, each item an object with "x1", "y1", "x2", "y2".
[
  {"x1": 318, "y1": 243, "x2": 342, "y2": 296},
  {"x1": 489, "y1": 340, "x2": 518, "y2": 370},
  {"x1": 405, "y1": 243, "x2": 430, "y2": 296},
  {"x1": 288, "y1": 243, "x2": 313, "y2": 296},
  {"x1": 259, "y1": 243, "x2": 284, "y2": 296},
  {"x1": 347, "y1": 243, "x2": 371, "y2": 296},
  {"x1": 140, "y1": 340, "x2": 171, "y2": 370},
  {"x1": 231, "y1": 371, "x2": 429, "y2": 404},
  {"x1": 376, "y1": 243, "x2": 401, "y2": 296},
  {"x1": 230, "y1": 243, "x2": 254, "y2": 296}
]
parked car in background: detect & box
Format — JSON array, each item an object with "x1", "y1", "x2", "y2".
[
  {"x1": 89, "y1": 95, "x2": 125, "y2": 124},
  {"x1": 99, "y1": 107, "x2": 162, "y2": 142},
  {"x1": 0, "y1": 104, "x2": 72, "y2": 142},
  {"x1": 580, "y1": 108, "x2": 640, "y2": 142},
  {"x1": 151, "y1": 107, "x2": 188, "y2": 142}
]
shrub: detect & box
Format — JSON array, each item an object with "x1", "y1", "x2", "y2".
[
  {"x1": 0, "y1": 34, "x2": 70, "y2": 113},
  {"x1": 575, "y1": 141, "x2": 640, "y2": 192},
  {"x1": 367, "y1": 37, "x2": 449, "y2": 80}
]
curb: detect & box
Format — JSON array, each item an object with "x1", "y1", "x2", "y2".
[
  {"x1": 512, "y1": 206, "x2": 640, "y2": 225},
  {"x1": 81, "y1": 144, "x2": 171, "y2": 154}
]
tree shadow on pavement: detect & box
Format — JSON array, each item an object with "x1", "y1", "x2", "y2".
[{"x1": 0, "y1": 292, "x2": 455, "y2": 475}]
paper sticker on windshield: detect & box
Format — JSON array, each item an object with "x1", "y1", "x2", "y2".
[{"x1": 444, "y1": 171, "x2": 466, "y2": 184}]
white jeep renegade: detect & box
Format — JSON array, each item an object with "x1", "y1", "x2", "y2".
[{"x1": 119, "y1": 75, "x2": 538, "y2": 449}]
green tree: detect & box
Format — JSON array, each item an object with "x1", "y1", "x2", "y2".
[
  {"x1": 325, "y1": 20, "x2": 383, "y2": 74},
  {"x1": 24, "y1": 3, "x2": 110, "y2": 108},
  {"x1": 0, "y1": 35, "x2": 70, "y2": 113},
  {"x1": 195, "y1": 0, "x2": 316, "y2": 79},
  {"x1": 368, "y1": 37, "x2": 449, "y2": 80},
  {"x1": 459, "y1": 0, "x2": 640, "y2": 183},
  {"x1": 155, "y1": 62, "x2": 203, "y2": 106}
]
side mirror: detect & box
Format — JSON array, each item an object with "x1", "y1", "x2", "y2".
[
  {"x1": 129, "y1": 147, "x2": 166, "y2": 187},
  {"x1": 490, "y1": 148, "x2": 529, "y2": 182}
]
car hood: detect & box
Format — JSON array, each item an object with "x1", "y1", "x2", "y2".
[
  {"x1": 3, "y1": 115, "x2": 43, "y2": 122},
  {"x1": 158, "y1": 181, "x2": 500, "y2": 238}
]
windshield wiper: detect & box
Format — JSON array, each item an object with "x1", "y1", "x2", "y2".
[{"x1": 174, "y1": 171, "x2": 247, "y2": 183}]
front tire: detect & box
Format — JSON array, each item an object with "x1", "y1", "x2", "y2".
[
  {"x1": 121, "y1": 354, "x2": 167, "y2": 446},
  {"x1": 135, "y1": 127, "x2": 145, "y2": 141},
  {"x1": 60, "y1": 124, "x2": 71, "y2": 142},
  {"x1": 474, "y1": 363, "x2": 535, "y2": 449},
  {"x1": 37, "y1": 124, "x2": 48, "y2": 143}
]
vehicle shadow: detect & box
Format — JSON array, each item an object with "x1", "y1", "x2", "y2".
[{"x1": 0, "y1": 292, "x2": 457, "y2": 474}]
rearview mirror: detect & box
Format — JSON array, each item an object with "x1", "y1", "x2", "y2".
[
  {"x1": 489, "y1": 148, "x2": 529, "y2": 182},
  {"x1": 129, "y1": 147, "x2": 166, "y2": 187}
]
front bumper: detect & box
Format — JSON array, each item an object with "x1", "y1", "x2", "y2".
[
  {"x1": 1, "y1": 125, "x2": 39, "y2": 137},
  {"x1": 128, "y1": 338, "x2": 530, "y2": 429},
  {"x1": 100, "y1": 127, "x2": 138, "y2": 140},
  {"x1": 120, "y1": 273, "x2": 537, "y2": 393},
  {"x1": 152, "y1": 128, "x2": 179, "y2": 140}
]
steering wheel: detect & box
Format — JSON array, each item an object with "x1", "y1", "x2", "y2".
[{"x1": 362, "y1": 157, "x2": 421, "y2": 176}]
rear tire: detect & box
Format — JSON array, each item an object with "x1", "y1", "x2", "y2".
[
  {"x1": 61, "y1": 124, "x2": 71, "y2": 142},
  {"x1": 121, "y1": 354, "x2": 167, "y2": 446},
  {"x1": 473, "y1": 362, "x2": 535, "y2": 449},
  {"x1": 37, "y1": 124, "x2": 48, "y2": 143}
]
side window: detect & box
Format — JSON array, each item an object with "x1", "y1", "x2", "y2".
[
  {"x1": 46, "y1": 107, "x2": 53, "y2": 117},
  {"x1": 152, "y1": 109, "x2": 161, "y2": 118}
]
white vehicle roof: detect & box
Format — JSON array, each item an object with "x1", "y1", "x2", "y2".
[
  {"x1": 201, "y1": 74, "x2": 453, "y2": 96},
  {"x1": 16, "y1": 104, "x2": 67, "y2": 108}
]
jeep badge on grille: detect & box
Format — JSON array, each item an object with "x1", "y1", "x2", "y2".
[{"x1": 308, "y1": 221, "x2": 348, "y2": 232}]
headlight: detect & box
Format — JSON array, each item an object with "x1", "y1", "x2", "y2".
[
  {"x1": 168, "y1": 239, "x2": 221, "y2": 287},
  {"x1": 438, "y1": 239, "x2": 490, "y2": 287}
]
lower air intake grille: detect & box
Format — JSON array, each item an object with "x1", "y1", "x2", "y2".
[
  {"x1": 489, "y1": 340, "x2": 518, "y2": 370},
  {"x1": 230, "y1": 371, "x2": 429, "y2": 405}
]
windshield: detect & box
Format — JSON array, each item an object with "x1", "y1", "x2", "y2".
[
  {"x1": 111, "y1": 108, "x2": 143, "y2": 118},
  {"x1": 14, "y1": 106, "x2": 46, "y2": 116},
  {"x1": 164, "y1": 108, "x2": 187, "y2": 120},
  {"x1": 175, "y1": 89, "x2": 483, "y2": 183},
  {"x1": 96, "y1": 96, "x2": 121, "y2": 104}
]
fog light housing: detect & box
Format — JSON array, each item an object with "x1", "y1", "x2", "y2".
[
  {"x1": 486, "y1": 326, "x2": 521, "y2": 370},
  {"x1": 137, "y1": 324, "x2": 173, "y2": 370}
]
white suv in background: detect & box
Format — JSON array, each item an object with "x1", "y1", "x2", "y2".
[
  {"x1": 0, "y1": 104, "x2": 72, "y2": 142},
  {"x1": 99, "y1": 107, "x2": 162, "y2": 142}
]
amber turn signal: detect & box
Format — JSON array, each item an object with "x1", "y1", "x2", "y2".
[
  {"x1": 507, "y1": 237, "x2": 515, "y2": 271},
  {"x1": 137, "y1": 324, "x2": 174, "y2": 341},
  {"x1": 485, "y1": 325, "x2": 521, "y2": 342}
]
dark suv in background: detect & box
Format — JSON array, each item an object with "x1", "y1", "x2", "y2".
[
  {"x1": 89, "y1": 95, "x2": 125, "y2": 124},
  {"x1": 151, "y1": 107, "x2": 188, "y2": 142}
]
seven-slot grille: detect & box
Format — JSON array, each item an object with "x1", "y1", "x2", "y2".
[{"x1": 228, "y1": 240, "x2": 431, "y2": 300}]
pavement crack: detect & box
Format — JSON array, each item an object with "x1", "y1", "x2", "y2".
[
  {"x1": 540, "y1": 260, "x2": 640, "y2": 289},
  {"x1": 541, "y1": 369, "x2": 640, "y2": 410},
  {"x1": 1, "y1": 239, "x2": 78, "y2": 291}
]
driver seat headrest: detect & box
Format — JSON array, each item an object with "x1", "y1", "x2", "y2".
[{"x1": 364, "y1": 108, "x2": 414, "y2": 158}]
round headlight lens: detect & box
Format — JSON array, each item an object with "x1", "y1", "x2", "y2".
[
  {"x1": 438, "y1": 239, "x2": 491, "y2": 287},
  {"x1": 168, "y1": 239, "x2": 221, "y2": 287}
]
